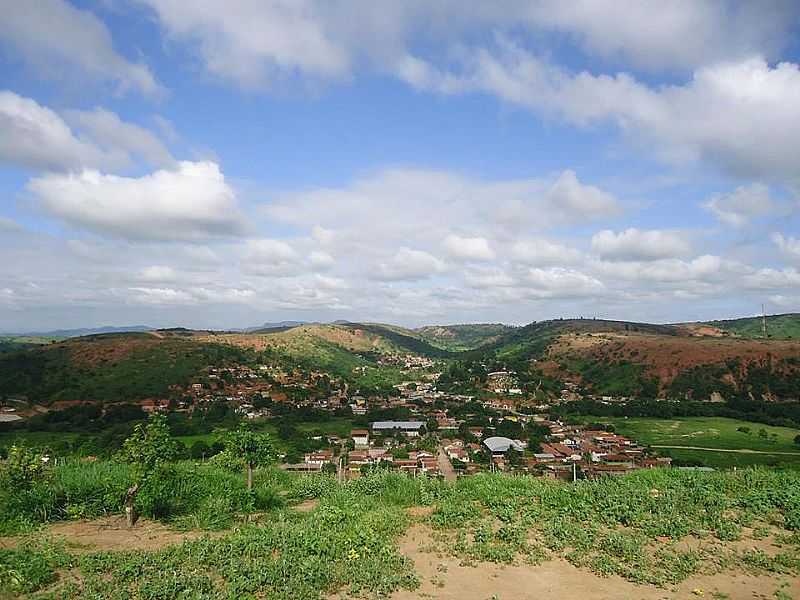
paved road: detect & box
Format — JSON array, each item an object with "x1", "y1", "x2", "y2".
[
  {"x1": 437, "y1": 447, "x2": 457, "y2": 481},
  {"x1": 653, "y1": 445, "x2": 800, "y2": 456}
]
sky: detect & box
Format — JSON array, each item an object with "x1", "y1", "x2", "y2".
[{"x1": 1, "y1": 1, "x2": 800, "y2": 331}]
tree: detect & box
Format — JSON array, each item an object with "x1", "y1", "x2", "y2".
[
  {"x1": 3, "y1": 445, "x2": 49, "y2": 487},
  {"x1": 190, "y1": 440, "x2": 211, "y2": 460},
  {"x1": 504, "y1": 447, "x2": 522, "y2": 468},
  {"x1": 794, "y1": 434, "x2": 800, "y2": 446},
  {"x1": 117, "y1": 414, "x2": 178, "y2": 527},
  {"x1": 224, "y1": 425, "x2": 276, "y2": 490}
]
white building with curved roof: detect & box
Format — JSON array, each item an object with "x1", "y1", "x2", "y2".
[{"x1": 483, "y1": 436, "x2": 525, "y2": 455}]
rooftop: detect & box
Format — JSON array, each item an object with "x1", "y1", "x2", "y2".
[
  {"x1": 483, "y1": 436, "x2": 525, "y2": 453},
  {"x1": 371, "y1": 421, "x2": 425, "y2": 430}
]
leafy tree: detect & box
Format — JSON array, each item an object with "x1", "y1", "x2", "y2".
[
  {"x1": 190, "y1": 440, "x2": 210, "y2": 460},
  {"x1": 321, "y1": 462, "x2": 337, "y2": 475},
  {"x1": 794, "y1": 434, "x2": 800, "y2": 446},
  {"x1": 117, "y1": 414, "x2": 178, "y2": 527},
  {"x1": 3, "y1": 445, "x2": 50, "y2": 487},
  {"x1": 223, "y1": 425, "x2": 276, "y2": 490},
  {"x1": 737, "y1": 426, "x2": 751, "y2": 434},
  {"x1": 504, "y1": 446, "x2": 522, "y2": 468}
]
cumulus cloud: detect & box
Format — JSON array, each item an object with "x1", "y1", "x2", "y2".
[
  {"x1": 591, "y1": 228, "x2": 692, "y2": 261},
  {"x1": 406, "y1": 46, "x2": 800, "y2": 182},
  {"x1": 374, "y1": 248, "x2": 446, "y2": 281},
  {"x1": 511, "y1": 238, "x2": 582, "y2": 266},
  {"x1": 703, "y1": 183, "x2": 781, "y2": 227},
  {"x1": 64, "y1": 108, "x2": 175, "y2": 169},
  {"x1": 0, "y1": 91, "x2": 173, "y2": 172},
  {"x1": 136, "y1": 1, "x2": 795, "y2": 89},
  {"x1": 772, "y1": 233, "x2": 800, "y2": 264},
  {"x1": 443, "y1": 234, "x2": 494, "y2": 261},
  {"x1": 0, "y1": 0, "x2": 160, "y2": 96},
  {"x1": 244, "y1": 239, "x2": 300, "y2": 277},
  {"x1": 28, "y1": 161, "x2": 244, "y2": 241},
  {"x1": 266, "y1": 168, "x2": 620, "y2": 247},
  {"x1": 522, "y1": 267, "x2": 605, "y2": 298}
]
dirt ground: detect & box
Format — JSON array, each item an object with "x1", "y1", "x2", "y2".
[
  {"x1": 0, "y1": 516, "x2": 212, "y2": 553},
  {"x1": 389, "y1": 525, "x2": 800, "y2": 600}
]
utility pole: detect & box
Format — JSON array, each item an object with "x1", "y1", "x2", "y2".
[{"x1": 762, "y1": 304, "x2": 768, "y2": 338}]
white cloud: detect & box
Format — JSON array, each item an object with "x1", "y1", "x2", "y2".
[
  {"x1": 443, "y1": 234, "x2": 494, "y2": 261},
  {"x1": 772, "y1": 233, "x2": 800, "y2": 264},
  {"x1": 244, "y1": 239, "x2": 300, "y2": 277},
  {"x1": 522, "y1": 267, "x2": 605, "y2": 298},
  {"x1": 135, "y1": 1, "x2": 795, "y2": 90},
  {"x1": 591, "y1": 228, "x2": 692, "y2": 261},
  {"x1": 139, "y1": 265, "x2": 177, "y2": 283},
  {"x1": 374, "y1": 248, "x2": 446, "y2": 281},
  {"x1": 28, "y1": 161, "x2": 244, "y2": 241},
  {"x1": 0, "y1": 91, "x2": 172, "y2": 172},
  {"x1": 511, "y1": 238, "x2": 582, "y2": 266},
  {"x1": 409, "y1": 47, "x2": 800, "y2": 181},
  {"x1": 0, "y1": 91, "x2": 111, "y2": 172},
  {"x1": 126, "y1": 287, "x2": 194, "y2": 305},
  {"x1": 464, "y1": 266, "x2": 515, "y2": 289},
  {"x1": 64, "y1": 108, "x2": 175, "y2": 169},
  {"x1": 0, "y1": 0, "x2": 160, "y2": 96},
  {"x1": 704, "y1": 184, "x2": 781, "y2": 227},
  {"x1": 140, "y1": 0, "x2": 350, "y2": 88},
  {"x1": 308, "y1": 250, "x2": 335, "y2": 271},
  {"x1": 519, "y1": 1, "x2": 792, "y2": 72},
  {"x1": 266, "y1": 168, "x2": 620, "y2": 246}
]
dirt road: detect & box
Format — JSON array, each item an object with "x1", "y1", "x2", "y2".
[{"x1": 437, "y1": 447, "x2": 457, "y2": 481}]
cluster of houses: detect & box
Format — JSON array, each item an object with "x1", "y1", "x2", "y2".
[{"x1": 285, "y1": 415, "x2": 670, "y2": 481}]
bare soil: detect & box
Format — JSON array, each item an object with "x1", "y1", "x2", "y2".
[
  {"x1": 0, "y1": 516, "x2": 215, "y2": 553},
  {"x1": 389, "y1": 525, "x2": 800, "y2": 600}
]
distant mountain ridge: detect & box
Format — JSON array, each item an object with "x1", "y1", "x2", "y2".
[
  {"x1": 1, "y1": 315, "x2": 800, "y2": 405},
  {"x1": 3, "y1": 325, "x2": 154, "y2": 338}
]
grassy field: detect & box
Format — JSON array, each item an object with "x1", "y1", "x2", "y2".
[
  {"x1": 0, "y1": 418, "x2": 355, "y2": 458},
  {"x1": 592, "y1": 416, "x2": 800, "y2": 469},
  {"x1": 2, "y1": 465, "x2": 800, "y2": 598}
]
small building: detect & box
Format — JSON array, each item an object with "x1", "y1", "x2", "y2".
[
  {"x1": 351, "y1": 429, "x2": 369, "y2": 448},
  {"x1": 483, "y1": 436, "x2": 525, "y2": 456},
  {"x1": 371, "y1": 421, "x2": 425, "y2": 438}
]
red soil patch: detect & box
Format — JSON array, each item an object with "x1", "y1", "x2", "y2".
[{"x1": 545, "y1": 332, "x2": 800, "y2": 389}]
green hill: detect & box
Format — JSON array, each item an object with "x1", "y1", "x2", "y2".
[
  {"x1": 0, "y1": 333, "x2": 253, "y2": 404},
  {"x1": 704, "y1": 313, "x2": 800, "y2": 339},
  {"x1": 415, "y1": 323, "x2": 515, "y2": 351}
]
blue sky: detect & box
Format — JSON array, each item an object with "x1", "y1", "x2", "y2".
[{"x1": 1, "y1": 1, "x2": 799, "y2": 331}]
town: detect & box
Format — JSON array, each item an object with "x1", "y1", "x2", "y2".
[{"x1": 92, "y1": 357, "x2": 673, "y2": 481}]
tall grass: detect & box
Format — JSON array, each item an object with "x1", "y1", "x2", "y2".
[{"x1": 0, "y1": 461, "x2": 292, "y2": 534}]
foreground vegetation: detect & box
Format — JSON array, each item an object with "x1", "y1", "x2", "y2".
[{"x1": 2, "y1": 451, "x2": 800, "y2": 598}]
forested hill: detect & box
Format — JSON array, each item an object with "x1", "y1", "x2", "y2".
[
  {"x1": 701, "y1": 313, "x2": 800, "y2": 339},
  {"x1": 454, "y1": 318, "x2": 800, "y2": 401},
  {"x1": 414, "y1": 323, "x2": 515, "y2": 351}
]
